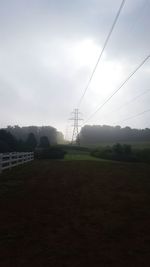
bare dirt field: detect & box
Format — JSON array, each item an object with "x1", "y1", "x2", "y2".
[{"x1": 0, "y1": 160, "x2": 150, "y2": 267}]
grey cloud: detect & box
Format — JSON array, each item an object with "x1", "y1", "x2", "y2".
[{"x1": 0, "y1": 0, "x2": 149, "y2": 133}]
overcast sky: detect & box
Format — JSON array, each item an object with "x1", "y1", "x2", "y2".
[{"x1": 0, "y1": 0, "x2": 150, "y2": 137}]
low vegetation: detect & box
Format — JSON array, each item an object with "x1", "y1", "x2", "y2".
[
  {"x1": 91, "y1": 143, "x2": 150, "y2": 163},
  {"x1": 35, "y1": 147, "x2": 67, "y2": 160}
]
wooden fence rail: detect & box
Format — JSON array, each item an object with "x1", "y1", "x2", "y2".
[{"x1": 0, "y1": 152, "x2": 34, "y2": 174}]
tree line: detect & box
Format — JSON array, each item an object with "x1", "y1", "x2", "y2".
[
  {"x1": 0, "y1": 125, "x2": 64, "y2": 153},
  {"x1": 80, "y1": 125, "x2": 150, "y2": 145}
]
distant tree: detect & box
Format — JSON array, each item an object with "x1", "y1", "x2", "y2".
[
  {"x1": 17, "y1": 139, "x2": 25, "y2": 152},
  {"x1": 0, "y1": 140, "x2": 10, "y2": 153},
  {"x1": 39, "y1": 136, "x2": 50, "y2": 148},
  {"x1": 0, "y1": 129, "x2": 18, "y2": 152},
  {"x1": 123, "y1": 144, "x2": 132, "y2": 155},
  {"x1": 112, "y1": 143, "x2": 133, "y2": 161},
  {"x1": 91, "y1": 143, "x2": 134, "y2": 162},
  {"x1": 112, "y1": 143, "x2": 123, "y2": 155},
  {"x1": 80, "y1": 125, "x2": 150, "y2": 145},
  {"x1": 26, "y1": 133, "x2": 37, "y2": 151},
  {"x1": 6, "y1": 125, "x2": 58, "y2": 144}
]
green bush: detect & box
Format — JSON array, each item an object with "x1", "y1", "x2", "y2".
[
  {"x1": 112, "y1": 143, "x2": 135, "y2": 161},
  {"x1": 91, "y1": 143, "x2": 140, "y2": 162},
  {"x1": 35, "y1": 147, "x2": 67, "y2": 160},
  {"x1": 134, "y1": 148, "x2": 150, "y2": 163},
  {"x1": 91, "y1": 146, "x2": 112, "y2": 160}
]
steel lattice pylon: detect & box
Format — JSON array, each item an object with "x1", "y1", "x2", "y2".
[{"x1": 70, "y1": 109, "x2": 83, "y2": 145}]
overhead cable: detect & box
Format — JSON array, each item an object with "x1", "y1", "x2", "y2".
[
  {"x1": 117, "y1": 108, "x2": 150, "y2": 124},
  {"x1": 82, "y1": 54, "x2": 150, "y2": 125},
  {"x1": 78, "y1": 0, "x2": 126, "y2": 107}
]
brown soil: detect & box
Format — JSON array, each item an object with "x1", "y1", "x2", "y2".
[{"x1": 0, "y1": 160, "x2": 150, "y2": 266}]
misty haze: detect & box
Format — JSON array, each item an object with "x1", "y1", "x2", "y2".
[{"x1": 0, "y1": 0, "x2": 150, "y2": 266}]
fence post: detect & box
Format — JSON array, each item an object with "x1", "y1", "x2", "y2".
[{"x1": 0, "y1": 154, "x2": 2, "y2": 174}]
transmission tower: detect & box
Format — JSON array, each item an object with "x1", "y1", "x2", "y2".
[{"x1": 70, "y1": 109, "x2": 83, "y2": 145}]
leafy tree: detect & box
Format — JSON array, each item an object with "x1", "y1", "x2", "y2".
[
  {"x1": 123, "y1": 144, "x2": 132, "y2": 155},
  {"x1": 112, "y1": 143, "x2": 123, "y2": 155},
  {"x1": 5, "y1": 125, "x2": 59, "y2": 144},
  {"x1": 0, "y1": 129, "x2": 18, "y2": 152},
  {"x1": 26, "y1": 133, "x2": 37, "y2": 151},
  {"x1": 0, "y1": 140, "x2": 10, "y2": 153},
  {"x1": 39, "y1": 136, "x2": 50, "y2": 148},
  {"x1": 80, "y1": 125, "x2": 150, "y2": 145},
  {"x1": 17, "y1": 139, "x2": 26, "y2": 152},
  {"x1": 91, "y1": 143, "x2": 134, "y2": 162}
]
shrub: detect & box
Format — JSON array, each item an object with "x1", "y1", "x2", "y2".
[
  {"x1": 91, "y1": 146, "x2": 112, "y2": 160},
  {"x1": 35, "y1": 147, "x2": 67, "y2": 160},
  {"x1": 112, "y1": 143, "x2": 134, "y2": 161},
  {"x1": 91, "y1": 144, "x2": 137, "y2": 162},
  {"x1": 134, "y1": 148, "x2": 150, "y2": 163},
  {"x1": 39, "y1": 136, "x2": 50, "y2": 148}
]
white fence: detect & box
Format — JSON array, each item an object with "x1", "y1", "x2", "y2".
[{"x1": 0, "y1": 152, "x2": 34, "y2": 174}]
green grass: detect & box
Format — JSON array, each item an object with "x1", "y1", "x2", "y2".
[
  {"x1": 64, "y1": 153, "x2": 102, "y2": 161},
  {"x1": 64, "y1": 148, "x2": 108, "y2": 161}
]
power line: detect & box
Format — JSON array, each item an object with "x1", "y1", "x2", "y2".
[
  {"x1": 82, "y1": 54, "x2": 150, "y2": 125},
  {"x1": 117, "y1": 108, "x2": 150, "y2": 124},
  {"x1": 78, "y1": 0, "x2": 126, "y2": 107},
  {"x1": 104, "y1": 88, "x2": 150, "y2": 119}
]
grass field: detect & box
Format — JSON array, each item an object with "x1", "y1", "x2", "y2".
[
  {"x1": 0, "y1": 159, "x2": 150, "y2": 266},
  {"x1": 64, "y1": 152, "x2": 113, "y2": 161},
  {"x1": 64, "y1": 150, "x2": 101, "y2": 161},
  {"x1": 63, "y1": 147, "x2": 98, "y2": 161},
  {"x1": 65, "y1": 153, "x2": 98, "y2": 160}
]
